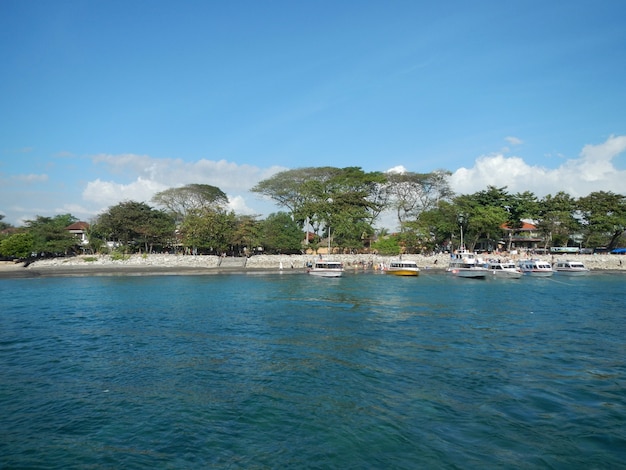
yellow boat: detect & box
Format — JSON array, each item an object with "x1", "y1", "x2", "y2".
[{"x1": 385, "y1": 260, "x2": 420, "y2": 276}]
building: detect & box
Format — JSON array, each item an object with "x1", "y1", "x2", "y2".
[
  {"x1": 65, "y1": 221, "x2": 89, "y2": 246},
  {"x1": 500, "y1": 221, "x2": 545, "y2": 251}
]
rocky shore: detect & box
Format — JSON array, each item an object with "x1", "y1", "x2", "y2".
[{"x1": 0, "y1": 252, "x2": 624, "y2": 278}]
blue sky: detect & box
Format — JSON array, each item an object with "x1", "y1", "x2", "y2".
[{"x1": 1, "y1": 0, "x2": 626, "y2": 229}]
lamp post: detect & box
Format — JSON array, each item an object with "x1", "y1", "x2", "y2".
[
  {"x1": 458, "y1": 214, "x2": 466, "y2": 251},
  {"x1": 326, "y1": 198, "x2": 333, "y2": 255}
]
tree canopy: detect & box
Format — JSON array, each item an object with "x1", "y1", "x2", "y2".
[{"x1": 152, "y1": 184, "x2": 228, "y2": 223}]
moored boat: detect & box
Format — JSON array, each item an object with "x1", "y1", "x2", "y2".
[
  {"x1": 306, "y1": 259, "x2": 344, "y2": 277},
  {"x1": 518, "y1": 259, "x2": 554, "y2": 277},
  {"x1": 486, "y1": 260, "x2": 523, "y2": 279},
  {"x1": 385, "y1": 260, "x2": 420, "y2": 276},
  {"x1": 447, "y1": 250, "x2": 489, "y2": 278},
  {"x1": 554, "y1": 259, "x2": 589, "y2": 276}
]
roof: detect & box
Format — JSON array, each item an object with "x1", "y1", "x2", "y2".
[
  {"x1": 501, "y1": 222, "x2": 537, "y2": 231},
  {"x1": 65, "y1": 221, "x2": 89, "y2": 231}
]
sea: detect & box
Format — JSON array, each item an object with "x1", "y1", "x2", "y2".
[{"x1": 1, "y1": 270, "x2": 625, "y2": 469}]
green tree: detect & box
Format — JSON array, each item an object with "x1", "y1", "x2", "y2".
[
  {"x1": 0, "y1": 232, "x2": 34, "y2": 258},
  {"x1": 410, "y1": 200, "x2": 459, "y2": 251},
  {"x1": 536, "y1": 192, "x2": 579, "y2": 247},
  {"x1": 179, "y1": 208, "x2": 236, "y2": 254},
  {"x1": 259, "y1": 212, "x2": 303, "y2": 254},
  {"x1": 370, "y1": 234, "x2": 402, "y2": 255},
  {"x1": 453, "y1": 191, "x2": 508, "y2": 251},
  {"x1": 578, "y1": 191, "x2": 626, "y2": 249},
  {"x1": 384, "y1": 169, "x2": 453, "y2": 230},
  {"x1": 0, "y1": 214, "x2": 12, "y2": 231},
  {"x1": 91, "y1": 201, "x2": 175, "y2": 252},
  {"x1": 252, "y1": 166, "x2": 386, "y2": 246},
  {"x1": 232, "y1": 215, "x2": 262, "y2": 256},
  {"x1": 24, "y1": 214, "x2": 80, "y2": 255},
  {"x1": 152, "y1": 184, "x2": 228, "y2": 224}
]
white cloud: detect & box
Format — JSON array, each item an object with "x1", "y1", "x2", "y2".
[
  {"x1": 79, "y1": 154, "x2": 287, "y2": 219},
  {"x1": 83, "y1": 177, "x2": 166, "y2": 208},
  {"x1": 90, "y1": 154, "x2": 285, "y2": 193},
  {"x1": 449, "y1": 134, "x2": 626, "y2": 197},
  {"x1": 504, "y1": 136, "x2": 523, "y2": 146},
  {"x1": 385, "y1": 165, "x2": 407, "y2": 174},
  {"x1": 13, "y1": 173, "x2": 48, "y2": 183}
]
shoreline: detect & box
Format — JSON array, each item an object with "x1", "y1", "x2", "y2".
[{"x1": 1, "y1": 252, "x2": 625, "y2": 279}]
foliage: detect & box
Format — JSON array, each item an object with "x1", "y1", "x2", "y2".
[
  {"x1": 231, "y1": 215, "x2": 262, "y2": 255},
  {"x1": 24, "y1": 214, "x2": 80, "y2": 255},
  {"x1": 0, "y1": 232, "x2": 34, "y2": 258},
  {"x1": 453, "y1": 192, "x2": 509, "y2": 250},
  {"x1": 578, "y1": 191, "x2": 626, "y2": 249},
  {"x1": 151, "y1": 184, "x2": 228, "y2": 223},
  {"x1": 383, "y1": 169, "x2": 453, "y2": 230},
  {"x1": 91, "y1": 201, "x2": 175, "y2": 252},
  {"x1": 259, "y1": 212, "x2": 303, "y2": 254},
  {"x1": 252, "y1": 167, "x2": 386, "y2": 250},
  {"x1": 179, "y1": 208, "x2": 236, "y2": 254},
  {"x1": 0, "y1": 214, "x2": 12, "y2": 231},
  {"x1": 371, "y1": 235, "x2": 402, "y2": 256},
  {"x1": 536, "y1": 192, "x2": 580, "y2": 247}
]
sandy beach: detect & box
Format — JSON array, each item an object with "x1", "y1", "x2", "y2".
[{"x1": 0, "y1": 252, "x2": 624, "y2": 279}]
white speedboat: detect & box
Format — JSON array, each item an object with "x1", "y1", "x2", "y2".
[
  {"x1": 385, "y1": 260, "x2": 420, "y2": 276},
  {"x1": 307, "y1": 259, "x2": 344, "y2": 277},
  {"x1": 447, "y1": 250, "x2": 489, "y2": 278},
  {"x1": 486, "y1": 260, "x2": 523, "y2": 279},
  {"x1": 554, "y1": 260, "x2": 589, "y2": 276},
  {"x1": 518, "y1": 259, "x2": 554, "y2": 277}
]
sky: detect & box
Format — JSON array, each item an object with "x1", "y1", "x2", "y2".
[{"x1": 1, "y1": 0, "x2": 626, "y2": 230}]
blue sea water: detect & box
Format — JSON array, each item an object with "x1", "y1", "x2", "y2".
[{"x1": 1, "y1": 271, "x2": 625, "y2": 469}]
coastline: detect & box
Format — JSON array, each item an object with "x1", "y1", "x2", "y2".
[{"x1": 1, "y1": 252, "x2": 625, "y2": 279}]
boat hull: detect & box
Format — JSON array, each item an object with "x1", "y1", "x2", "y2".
[
  {"x1": 523, "y1": 270, "x2": 554, "y2": 277},
  {"x1": 489, "y1": 270, "x2": 523, "y2": 279},
  {"x1": 447, "y1": 268, "x2": 488, "y2": 278},
  {"x1": 308, "y1": 269, "x2": 343, "y2": 278},
  {"x1": 385, "y1": 269, "x2": 420, "y2": 276},
  {"x1": 555, "y1": 269, "x2": 589, "y2": 276}
]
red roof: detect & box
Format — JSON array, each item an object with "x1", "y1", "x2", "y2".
[
  {"x1": 66, "y1": 221, "x2": 89, "y2": 230},
  {"x1": 501, "y1": 222, "x2": 537, "y2": 230}
]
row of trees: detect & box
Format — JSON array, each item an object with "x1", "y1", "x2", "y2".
[{"x1": 1, "y1": 167, "x2": 626, "y2": 258}]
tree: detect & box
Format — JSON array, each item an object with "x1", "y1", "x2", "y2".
[
  {"x1": 0, "y1": 232, "x2": 34, "y2": 258},
  {"x1": 536, "y1": 192, "x2": 579, "y2": 247},
  {"x1": 384, "y1": 169, "x2": 453, "y2": 230},
  {"x1": 0, "y1": 214, "x2": 12, "y2": 231},
  {"x1": 24, "y1": 214, "x2": 80, "y2": 255},
  {"x1": 91, "y1": 201, "x2": 175, "y2": 252},
  {"x1": 578, "y1": 191, "x2": 626, "y2": 249},
  {"x1": 259, "y1": 212, "x2": 303, "y2": 254},
  {"x1": 453, "y1": 191, "x2": 508, "y2": 251},
  {"x1": 252, "y1": 166, "x2": 386, "y2": 224},
  {"x1": 409, "y1": 200, "x2": 459, "y2": 252},
  {"x1": 232, "y1": 215, "x2": 262, "y2": 256},
  {"x1": 251, "y1": 168, "x2": 334, "y2": 225},
  {"x1": 178, "y1": 208, "x2": 236, "y2": 254},
  {"x1": 152, "y1": 184, "x2": 228, "y2": 223},
  {"x1": 370, "y1": 234, "x2": 402, "y2": 255}
]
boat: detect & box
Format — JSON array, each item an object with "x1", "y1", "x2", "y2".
[
  {"x1": 447, "y1": 250, "x2": 489, "y2": 278},
  {"x1": 554, "y1": 259, "x2": 589, "y2": 276},
  {"x1": 518, "y1": 259, "x2": 554, "y2": 277},
  {"x1": 306, "y1": 259, "x2": 344, "y2": 277},
  {"x1": 385, "y1": 260, "x2": 420, "y2": 276},
  {"x1": 486, "y1": 260, "x2": 523, "y2": 279}
]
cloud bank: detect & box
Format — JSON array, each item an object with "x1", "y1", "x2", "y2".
[
  {"x1": 449, "y1": 134, "x2": 626, "y2": 198},
  {"x1": 2, "y1": 135, "x2": 625, "y2": 227},
  {"x1": 82, "y1": 155, "x2": 287, "y2": 217}
]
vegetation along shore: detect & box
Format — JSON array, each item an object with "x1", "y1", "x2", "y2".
[{"x1": 2, "y1": 171, "x2": 626, "y2": 265}]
